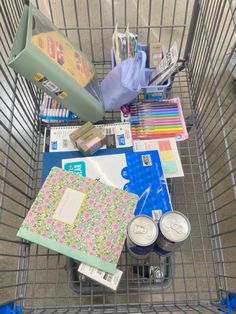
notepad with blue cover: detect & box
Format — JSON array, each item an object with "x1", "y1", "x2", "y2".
[{"x1": 62, "y1": 151, "x2": 172, "y2": 218}]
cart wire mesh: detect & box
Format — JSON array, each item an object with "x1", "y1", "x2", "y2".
[{"x1": 0, "y1": 0, "x2": 236, "y2": 313}]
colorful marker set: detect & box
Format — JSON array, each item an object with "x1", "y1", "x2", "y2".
[
  {"x1": 39, "y1": 94, "x2": 77, "y2": 121},
  {"x1": 130, "y1": 98, "x2": 188, "y2": 141},
  {"x1": 112, "y1": 24, "x2": 138, "y2": 64}
]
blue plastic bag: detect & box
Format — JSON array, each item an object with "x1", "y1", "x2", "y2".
[{"x1": 101, "y1": 51, "x2": 146, "y2": 110}]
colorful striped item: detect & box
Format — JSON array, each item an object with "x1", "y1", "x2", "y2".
[{"x1": 130, "y1": 98, "x2": 188, "y2": 141}]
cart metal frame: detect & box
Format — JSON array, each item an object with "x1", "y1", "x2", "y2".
[{"x1": 1, "y1": 0, "x2": 236, "y2": 313}]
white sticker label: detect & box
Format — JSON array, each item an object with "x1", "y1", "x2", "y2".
[
  {"x1": 42, "y1": 80, "x2": 60, "y2": 93},
  {"x1": 53, "y1": 188, "x2": 85, "y2": 224},
  {"x1": 141, "y1": 154, "x2": 152, "y2": 166},
  {"x1": 78, "y1": 263, "x2": 123, "y2": 291}
]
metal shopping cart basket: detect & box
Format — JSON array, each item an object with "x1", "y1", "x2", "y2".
[{"x1": 1, "y1": 0, "x2": 236, "y2": 313}]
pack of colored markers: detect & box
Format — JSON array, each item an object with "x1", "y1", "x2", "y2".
[
  {"x1": 130, "y1": 98, "x2": 188, "y2": 141},
  {"x1": 39, "y1": 94, "x2": 78, "y2": 121},
  {"x1": 112, "y1": 24, "x2": 138, "y2": 65}
]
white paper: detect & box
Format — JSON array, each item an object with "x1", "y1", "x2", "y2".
[
  {"x1": 62, "y1": 154, "x2": 128, "y2": 189},
  {"x1": 53, "y1": 188, "x2": 85, "y2": 224}
]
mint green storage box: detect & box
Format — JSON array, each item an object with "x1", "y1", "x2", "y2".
[{"x1": 8, "y1": 4, "x2": 104, "y2": 122}]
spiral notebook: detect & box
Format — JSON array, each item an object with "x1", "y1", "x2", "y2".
[
  {"x1": 43, "y1": 123, "x2": 133, "y2": 152},
  {"x1": 17, "y1": 167, "x2": 138, "y2": 274}
]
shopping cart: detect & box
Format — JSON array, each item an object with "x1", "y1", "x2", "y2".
[{"x1": 1, "y1": 0, "x2": 236, "y2": 313}]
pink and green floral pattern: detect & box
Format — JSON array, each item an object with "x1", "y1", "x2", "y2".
[{"x1": 20, "y1": 167, "x2": 138, "y2": 265}]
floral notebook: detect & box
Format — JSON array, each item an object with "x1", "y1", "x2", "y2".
[{"x1": 17, "y1": 167, "x2": 138, "y2": 273}]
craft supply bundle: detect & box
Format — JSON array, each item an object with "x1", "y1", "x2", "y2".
[{"x1": 8, "y1": 4, "x2": 190, "y2": 292}]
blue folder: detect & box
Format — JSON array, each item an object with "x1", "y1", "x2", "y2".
[
  {"x1": 42, "y1": 147, "x2": 133, "y2": 184},
  {"x1": 42, "y1": 148, "x2": 172, "y2": 218}
]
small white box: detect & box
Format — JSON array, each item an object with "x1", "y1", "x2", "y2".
[{"x1": 78, "y1": 263, "x2": 123, "y2": 291}]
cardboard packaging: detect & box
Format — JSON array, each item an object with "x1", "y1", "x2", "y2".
[
  {"x1": 69, "y1": 122, "x2": 106, "y2": 155},
  {"x1": 78, "y1": 263, "x2": 123, "y2": 291}
]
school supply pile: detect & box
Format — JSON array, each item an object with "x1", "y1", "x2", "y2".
[
  {"x1": 13, "y1": 8, "x2": 189, "y2": 291},
  {"x1": 17, "y1": 167, "x2": 138, "y2": 273},
  {"x1": 41, "y1": 122, "x2": 184, "y2": 181},
  {"x1": 130, "y1": 98, "x2": 188, "y2": 141},
  {"x1": 19, "y1": 113, "x2": 187, "y2": 290},
  {"x1": 40, "y1": 94, "x2": 78, "y2": 121}
]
